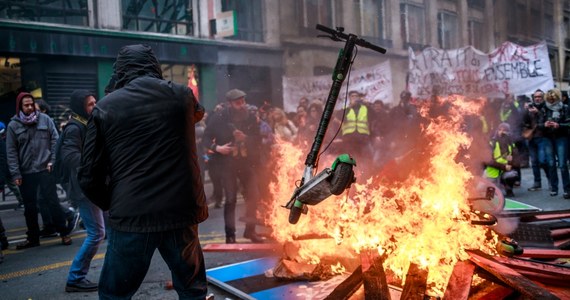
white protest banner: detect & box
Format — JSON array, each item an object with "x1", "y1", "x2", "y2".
[
  {"x1": 408, "y1": 41, "x2": 554, "y2": 99},
  {"x1": 283, "y1": 60, "x2": 393, "y2": 112}
]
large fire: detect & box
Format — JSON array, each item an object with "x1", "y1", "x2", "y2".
[{"x1": 266, "y1": 95, "x2": 499, "y2": 296}]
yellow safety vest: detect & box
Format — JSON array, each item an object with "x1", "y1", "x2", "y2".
[
  {"x1": 485, "y1": 141, "x2": 513, "y2": 179},
  {"x1": 342, "y1": 105, "x2": 370, "y2": 135}
]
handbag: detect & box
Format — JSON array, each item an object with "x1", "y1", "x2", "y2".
[{"x1": 522, "y1": 125, "x2": 536, "y2": 140}]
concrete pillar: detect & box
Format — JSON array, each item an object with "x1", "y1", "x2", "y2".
[
  {"x1": 425, "y1": 0, "x2": 438, "y2": 47},
  {"x1": 555, "y1": 0, "x2": 564, "y2": 86},
  {"x1": 264, "y1": 0, "x2": 280, "y2": 46},
  {"x1": 458, "y1": 0, "x2": 468, "y2": 47},
  {"x1": 96, "y1": 0, "x2": 121, "y2": 30},
  {"x1": 485, "y1": 0, "x2": 495, "y2": 51},
  {"x1": 390, "y1": 0, "x2": 403, "y2": 50}
]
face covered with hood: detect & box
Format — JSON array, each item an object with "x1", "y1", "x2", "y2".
[
  {"x1": 69, "y1": 90, "x2": 96, "y2": 120},
  {"x1": 496, "y1": 122, "x2": 511, "y2": 138},
  {"x1": 113, "y1": 44, "x2": 163, "y2": 89}
]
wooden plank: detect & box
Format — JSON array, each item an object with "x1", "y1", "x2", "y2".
[
  {"x1": 324, "y1": 266, "x2": 363, "y2": 300},
  {"x1": 400, "y1": 263, "x2": 428, "y2": 300},
  {"x1": 493, "y1": 256, "x2": 570, "y2": 286},
  {"x1": 202, "y1": 243, "x2": 280, "y2": 252},
  {"x1": 443, "y1": 260, "x2": 475, "y2": 300},
  {"x1": 361, "y1": 250, "x2": 391, "y2": 300},
  {"x1": 467, "y1": 250, "x2": 560, "y2": 300},
  {"x1": 550, "y1": 228, "x2": 570, "y2": 240},
  {"x1": 499, "y1": 209, "x2": 570, "y2": 219},
  {"x1": 470, "y1": 284, "x2": 515, "y2": 300},
  {"x1": 495, "y1": 256, "x2": 570, "y2": 276},
  {"x1": 554, "y1": 238, "x2": 570, "y2": 248},
  {"x1": 517, "y1": 249, "x2": 570, "y2": 259}
]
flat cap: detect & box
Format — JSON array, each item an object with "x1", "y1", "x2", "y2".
[{"x1": 226, "y1": 89, "x2": 246, "y2": 101}]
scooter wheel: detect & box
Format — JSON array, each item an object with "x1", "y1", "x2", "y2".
[
  {"x1": 330, "y1": 162, "x2": 354, "y2": 195},
  {"x1": 289, "y1": 206, "x2": 303, "y2": 224}
]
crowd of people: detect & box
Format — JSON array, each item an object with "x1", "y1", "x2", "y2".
[{"x1": 0, "y1": 42, "x2": 569, "y2": 298}]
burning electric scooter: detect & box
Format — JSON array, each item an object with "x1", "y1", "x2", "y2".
[{"x1": 284, "y1": 24, "x2": 386, "y2": 224}]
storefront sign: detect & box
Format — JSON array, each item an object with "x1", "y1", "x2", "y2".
[{"x1": 216, "y1": 11, "x2": 236, "y2": 38}]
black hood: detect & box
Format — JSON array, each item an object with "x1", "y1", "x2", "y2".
[
  {"x1": 69, "y1": 89, "x2": 94, "y2": 119},
  {"x1": 114, "y1": 44, "x2": 163, "y2": 89}
]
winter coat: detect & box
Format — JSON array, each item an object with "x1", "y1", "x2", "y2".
[
  {"x1": 78, "y1": 44, "x2": 207, "y2": 232},
  {"x1": 6, "y1": 111, "x2": 58, "y2": 179}
]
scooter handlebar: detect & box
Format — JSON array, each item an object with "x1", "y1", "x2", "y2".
[{"x1": 316, "y1": 24, "x2": 387, "y2": 54}]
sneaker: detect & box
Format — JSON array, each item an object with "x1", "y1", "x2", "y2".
[
  {"x1": 243, "y1": 231, "x2": 265, "y2": 243},
  {"x1": 550, "y1": 191, "x2": 558, "y2": 197},
  {"x1": 16, "y1": 240, "x2": 40, "y2": 250},
  {"x1": 505, "y1": 190, "x2": 515, "y2": 198},
  {"x1": 61, "y1": 235, "x2": 72, "y2": 246},
  {"x1": 226, "y1": 236, "x2": 236, "y2": 244},
  {"x1": 564, "y1": 193, "x2": 570, "y2": 199},
  {"x1": 68, "y1": 212, "x2": 80, "y2": 233},
  {"x1": 527, "y1": 185, "x2": 541, "y2": 191},
  {"x1": 40, "y1": 228, "x2": 58, "y2": 238},
  {"x1": 65, "y1": 279, "x2": 98, "y2": 292}
]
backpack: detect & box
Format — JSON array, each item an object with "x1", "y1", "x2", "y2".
[{"x1": 53, "y1": 122, "x2": 81, "y2": 184}]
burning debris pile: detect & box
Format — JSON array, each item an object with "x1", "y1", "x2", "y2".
[{"x1": 263, "y1": 95, "x2": 569, "y2": 298}]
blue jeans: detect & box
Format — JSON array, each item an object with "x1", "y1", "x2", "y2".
[
  {"x1": 544, "y1": 137, "x2": 570, "y2": 193},
  {"x1": 528, "y1": 137, "x2": 549, "y2": 186},
  {"x1": 67, "y1": 197, "x2": 105, "y2": 284},
  {"x1": 99, "y1": 226, "x2": 207, "y2": 300}
]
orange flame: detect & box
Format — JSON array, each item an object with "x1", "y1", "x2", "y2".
[{"x1": 266, "y1": 95, "x2": 498, "y2": 296}]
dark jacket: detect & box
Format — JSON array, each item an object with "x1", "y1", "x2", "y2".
[
  {"x1": 78, "y1": 44, "x2": 207, "y2": 232},
  {"x1": 537, "y1": 101, "x2": 570, "y2": 139},
  {"x1": 60, "y1": 90, "x2": 93, "y2": 202},
  {"x1": 201, "y1": 106, "x2": 261, "y2": 165}
]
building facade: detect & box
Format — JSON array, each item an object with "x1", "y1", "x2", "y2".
[{"x1": 1, "y1": 0, "x2": 570, "y2": 123}]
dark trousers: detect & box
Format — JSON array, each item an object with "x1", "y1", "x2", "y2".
[
  {"x1": 221, "y1": 159, "x2": 259, "y2": 238},
  {"x1": 208, "y1": 158, "x2": 224, "y2": 205},
  {"x1": 99, "y1": 226, "x2": 207, "y2": 300},
  {"x1": 21, "y1": 171, "x2": 68, "y2": 241}
]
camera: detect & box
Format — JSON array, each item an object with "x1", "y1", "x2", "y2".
[{"x1": 527, "y1": 102, "x2": 536, "y2": 109}]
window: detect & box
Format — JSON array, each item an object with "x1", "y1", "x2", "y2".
[
  {"x1": 295, "y1": 0, "x2": 342, "y2": 36},
  {"x1": 563, "y1": 53, "x2": 570, "y2": 81},
  {"x1": 467, "y1": 0, "x2": 485, "y2": 10},
  {"x1": 0, "y1": 0, "x2": 89, "y2": 26},
  {"x1": 508, "y1": 3, "x2": 527, "y2": 37},
  {"x1": 354, "y1": 0, "x2": 389, "y2": 40},
  {"x1": 550, "y1": 50, "x2": 559, "y2": 80},
  {"x1": 122, "y1": 0, "x2": 194, "y2": 36},
  {"x1": 437, "y1": 11, "x2": 458, "y2": 49},
  {"x1": 530, "y1": 1, "x2": 541, "y2": 38},
  {"x1": 221, "y1": 0, "x2": 263, "y2": 42},
  {"x1": 544, "y1": 0, "x2": 554, "y2": 41},
  {"x1": 400, "y1": 2, "x2": 426, "y2": 48},
  {"x1": 468, "y1": 20, "x2": 485, "y2": 50}
]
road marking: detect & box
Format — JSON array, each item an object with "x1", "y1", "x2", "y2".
[
  {"x1": 0, "y1": 253, "x2": 105, "y2": 281},
  {"x1": 5, "y1": 232, "x2": 87, "y2": 254}
]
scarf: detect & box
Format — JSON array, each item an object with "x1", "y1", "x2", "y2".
[
  {"x1": 545, "y1": 100, "x2": 563, "y2": 120},
  {"x1": 71, "y1": 113, "x2": 88, "y2": 126},
  {"x1": 18, "y1": 110, "x2": 38, "y2": 125}
]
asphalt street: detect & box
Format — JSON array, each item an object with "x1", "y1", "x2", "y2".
[{"x1": 0, "y1": 167, "x2": 569, "y2": 299}]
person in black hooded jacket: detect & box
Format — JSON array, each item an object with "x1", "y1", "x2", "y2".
[
  {"x1": 78, "y1": 44, "x2": 208, "y2": 299},
  {"x1": 62, "y1": 90, "x2": 104, "y2": 293}
]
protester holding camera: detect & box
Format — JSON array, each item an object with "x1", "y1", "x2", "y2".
[
  {"x1": 538, "y1": 88, "x2": 570, "y2": 198},
  {"x1": 522, "y1": 89, "x2": 550, "y2": 192}
]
